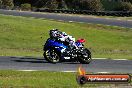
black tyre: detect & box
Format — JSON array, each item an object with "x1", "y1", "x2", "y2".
[
  {"x1": 44, "y1": 49, "x2": 60, "y2": 63},
  {"x1": 78, "y1": 48, "x2": 92, "y2": 64}
]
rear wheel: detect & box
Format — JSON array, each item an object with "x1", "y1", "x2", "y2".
[
  {"x1": 44, "y1": 49, "x2": 60, "y2": 63},
  {"x1": 78, "y1": 48, "x2": 92, "y2": 64}
]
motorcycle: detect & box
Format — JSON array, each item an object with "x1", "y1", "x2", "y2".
[{"x1": 43, "y1": 32, "x2": 92, "y2": 64}]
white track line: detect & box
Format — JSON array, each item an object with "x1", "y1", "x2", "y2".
[
  {"x1": 127, "y1": 20, "x2": 132, "y2": 22},
  {"x1": 93, "y1": 58, "x2": 108, "y2": 59},
  {"x1": 18, "y1": 70, "x2": 112, "y2": 74},
  {"x1": 61, "y1": 71, "x2": 76, "y2": 73},
  {"x1": 69, "y1": 21, "x2": 74, "y2": 22},
  {"x1": 58, "y1": 20, "x2": 63, "y2": 21},
  {"x1": 93, "y1": 58, "x2": 129, "y2": 60},
  {"x1": 113, "y1": 59, "x2": 128, "y2": 60},
  {"x1": 18, "y1": 70, "x2": 37, "y2": 71},
  {"x1": 18, "y1": 70, "x2": 77, "y2": 72},
  {"x1": 96, "y1": 72, "x2": 110, "y2": 74}
]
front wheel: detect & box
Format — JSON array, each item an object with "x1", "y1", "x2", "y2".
[
  {"x1": 44, "y1": 49, "x2": 60, "y2": 63},
  {"x1": 78, "y1": 48, "x2": 92, "y2": 64}
]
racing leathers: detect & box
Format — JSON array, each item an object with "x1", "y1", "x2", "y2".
[{"x1": 49, "y1": 29, "x2": 78, "y2": 49}]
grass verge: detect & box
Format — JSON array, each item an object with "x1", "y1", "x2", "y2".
[
  {"x1": 0, "y1": 70, "x2": 78, "y2": 88},
  {"x1": 0, "y1": 14, "x2": 132, "y2": 59},
  {"x1": 0, "y1": 70, "x2": 131, "y2": 88}
]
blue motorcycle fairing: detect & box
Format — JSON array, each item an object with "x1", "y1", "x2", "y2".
[
  {"x1": 44, "y1": 39, "x2": 67, "y2": 52},
  {"x1": 75, "y1": 42, "x2": 83, "y2": 47}
]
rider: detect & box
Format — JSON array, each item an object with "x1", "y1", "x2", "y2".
[{"x1": 49, "y1": 29, "x2": 78, "y2": 49}]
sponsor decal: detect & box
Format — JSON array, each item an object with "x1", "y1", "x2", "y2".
[{"x1": 76, "y1": 65, "x2": 131, "y2": 85}]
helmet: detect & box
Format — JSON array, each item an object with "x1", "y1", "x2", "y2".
[
  {"x1": 62, "y1": 32, "x2": 67, "y2": 36},
  {"x1": 49, "y1": 29, "x2": 60, "y2": 38},
  {"x1": 50, "y1": 29, "x2": 58, "y2": 32}
]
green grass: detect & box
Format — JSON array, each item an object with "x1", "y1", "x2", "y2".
[
  {"x1": 1, "y1": 70, "x2": 131, "y2": 88},
  {"x1": 0, "y1": 14, "x2": 132, "y2": 59},
  {"x1": 0, "y1": 70, "x2": 78, "y2": 88}
]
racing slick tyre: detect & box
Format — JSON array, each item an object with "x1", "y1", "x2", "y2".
[
  {"x1": 44, "y1": 49, "x2": 60, "y2": 63},
  {"x1": 78, "y1": 48, "x2": 92, "y2": 64}
]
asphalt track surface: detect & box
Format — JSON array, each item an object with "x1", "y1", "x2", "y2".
[
  {"x1": 0, "y1": 9, "x2": 132, "y2": 28},
  {"x1": 0, "y1": 56, "x2": 132, "y2": 73},
  {"x1": 0, "y1": 10, "x2": 132, "y2": 73}
]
